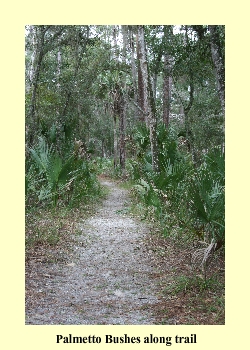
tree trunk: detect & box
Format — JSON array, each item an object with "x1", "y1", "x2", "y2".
[
  {"x1": 137, "y1": 25, "x2": 159, "y2": 172},
  {"x1": 208, "y1": 25, "x2": 225, "y2": 114},
  {"x1": 148, "y1": 75, "x2": 159, "y2": 173},
  {"x1": 119, "y1": 26, "x2": 129, "y2": 172},
  {"x1": 162, "y1": 54, "x2": 172, "y2": 128},
  {"x1": 101, "y1": 139, "x2": 105, "y2": 158},
  {"x1": 128, "y1": 26, "x2": 138, "y2": 107},
  {"x1": 119, "y1": 104, "x2": 126, "y2": 171},
  {"x1": 27, "y1": 25, "x2": 66, "y2": 145},
  {"x1": 28, "y1": 26, "x2": 36, "y2": 88},
  {"x1": 162, "y1": 26, "x2": 173, "y2": 128},
  {"x1": 56, "y1": 49, "x2": 61, "y2": 117},
  {"x1": 113, "y1": 115, "x2": 118, "y2": 168},
  {"x1": 28, "y1": 26, "x2": 47, "y2": 145},
  {"x1": 137, "y1": 26, "x2": 150, "y2": 125},
  {"x1": 112, "y1": 25, "x2": 120, "y2": 60}
]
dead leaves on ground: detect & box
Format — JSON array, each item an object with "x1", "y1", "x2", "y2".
[{"x1": 143, "y1": 232, "x2": 225, "y2": 325}]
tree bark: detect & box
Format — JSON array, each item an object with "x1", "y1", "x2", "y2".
[
  {"x1": 28, "y1": 26, "x2": 36, "y2": 88},
  {"x1": 112, "y1": 88, "x2": 125, "y2": 171},
  {"x1": 111, "y1": 26, "x2": 124, "y2": 170},
  {"x1": 28, "y1": 26, "x2": 47, "y2": 145},
  {"x1": 119, "y1": 26, "x2": 129, "y2": 172},
  {"x1": 162, "y1": 54, "x2": 172, "y2": 128},
  {"x1": 119, "y1": 103, "x2": 126, "y2": 171},
  {"x1": 137, "y1": 26, "x2": 150, "y2": 125},
  {"x1": 162, "y1": 26, "x2": 173, "y2": 128},
  {"x1": 27, "y1": 25, "x2": 67, "y2": 145},
  {"x1": 208, "y1": 25, "x2": 225, "y2": 114},
  {"x1": 128, "y1": 26, "x2": 138, "y2": 107},
  {"x1": 113, "y1": 114, "x2": 118, "y2": 168},
  {"x1": 112, "y1": 25, "x2": 120, "y2": 60},
  {"x1": 137, "y1": 25, "x2": 159, "y2": 172}
]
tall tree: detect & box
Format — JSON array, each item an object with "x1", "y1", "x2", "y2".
[
  {"x1": 25, "y1": 25, "x2": 225, "y2": 166},
  {"x1": 208, "y1": 25, "x2": 225, "y2": 114},
  {"x1": 128, "y1": 26, "x2": 138, "y2": 105},
  {"x1": 119, "y1": 25, "x2": 129, "y2": 172},
  {"x1": 137, "y1": 25, "x2": 159, "y2": 172},
  {"x1": 27, "y1": 25, "x2": 48, "y2": 143},
  {"x1": 162, "y1": 26, "x2": 173, "y2": 128},
  {"x1": 26, "y1": 25, "x2": 72, "y2": 145},
  {"x1": 111, "y1": 26, "x2": 120, "y2": 169}
]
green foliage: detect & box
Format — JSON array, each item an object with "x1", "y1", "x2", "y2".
[
  {"x1": 26, "y1": 137, "x2": 101, "y2": 208},
  {"x1": 165, "y1": 274, "x2": 223, "y2": 295},
  {"x1": 133, "y1": 123, "x2": 150, "y2": 154},
  {"x1": 131, "y1": 120, "x2": 224, "y2": 246},
  {"x1": 187, "y1": 148, "x2": 225, "y2": 242},
  {"x1": 25, "y1": 25, "x2": 225, "y2": 249}
]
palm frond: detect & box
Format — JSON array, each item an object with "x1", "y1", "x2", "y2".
[{"x1": 191, "y1": 239, "x2": 218, "y2": 278}]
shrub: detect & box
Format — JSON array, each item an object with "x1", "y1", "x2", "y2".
[
  {"x1": 186, "y1": 148, "x2": 225, "y2": 244},
  {"x1": 26, "y1": 137, "x2": 101, "y2": 208},
  {"x1": 130, "y1": 122, "x2": 225, "y2": 248}
]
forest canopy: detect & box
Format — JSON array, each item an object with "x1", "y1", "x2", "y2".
[{"x1": 25, "y1": 25, "x2": 225, "y2": 251}]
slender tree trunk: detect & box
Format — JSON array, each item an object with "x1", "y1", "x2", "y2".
[
  {"x1": 121, "y1": 25, "x2": 128, "y2": 58},
  {"x1": 28, "y1": 26, "x2": 36, "y2": 89},
  {"x1": 112, "y1": 25, "x2": 119, "y2": 60},
  {"x1": 137, "y1": 25, "x2": 159, "y2": 172},
  {"x1": 128, "y1": 26, "x2": 138, "y2": 105},
  {"x1": 119, "y1": 26, "x2": 129, "y2": 172},
  {"x1": 62, "y1": 28, "x2": 82, "y2": 119},
  {"x1": 208, "y1": 25, "x2": 225, "y2": 114},
  {"x1": 162, "y1": 55, "x2": 172, "y2": 128},
  {"x1": 29, "y1": 27, "x2": 45, "y2": 120},
  {"x1": 137, "y1": 62, "x2": 145, "y2": 122},
  {"x1": 119, "y1": 103, "x2": 126, "y2": 171},
  {"x1": 148, "y1": 74, "x2": 159, "y2": 173},
  {"x1": 152, "y1": 47, "x2": 163, "y2": 99},
  {"x1": 137, "y1": 25, "x2": 150, "y2": 126},
  {"x1": 162, "y1": 26, "x2": 173, "y2": 128},
  {"x1": 101, "y1": 139, "x2": 106, "y2": 158},
  {"x1": 29, "y1": 53, "x2": 43, "y2": 124},
  {"x1": 28, "y1": 26, "x2": 47, "y2": 145},
  {"x1": 113, "y1": 115, "x2": 118, "y2": 168},
  {"x1": 57, "y1": 50, "x2": 61, "y2": 87},
  {"x1": 184, "y1": 74, "x2": 194, "y2": 154},
  {"x1": 27, "y1": 25, "x2": 65, "y2": 145},
  {"x1": 112, "y1": 26, "x2": 120, "y2": 169},
  {"x1": 56, "y1": 49, "x2": 61, "y2": 117}
]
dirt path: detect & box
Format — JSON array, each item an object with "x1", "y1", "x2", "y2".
[{"x1": 25, "y1": 179, "x2": 162, "y2": 325}]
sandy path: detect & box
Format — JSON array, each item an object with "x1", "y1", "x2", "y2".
[{"x1": 25, "y1": 180, "x2": 160, "y2": 325}]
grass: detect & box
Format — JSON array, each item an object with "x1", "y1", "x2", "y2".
[{"x1": 164, "y1": 274, "x2": 224, "y2": 295}]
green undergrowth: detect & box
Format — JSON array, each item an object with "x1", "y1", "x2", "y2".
[
  {"x1": 165, "y1": 273, "x2": 224, "y2": 295},
  {"x1": 117, "y1": 177, "x2": 225, "y2": 324},
  {"x1": 25, "y1": 137, "x2": 110, "y2": 260}
]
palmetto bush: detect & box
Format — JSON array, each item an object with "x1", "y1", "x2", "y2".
[
  {"x1": 26, "y1": 137, "x2": 100, "y2": 208},
  {"x1": 131, "y1": 123, "x2": 192, "y2": 229},
  {"x1": 187, "y1": 148, "x2": 225, "y2": 245},
  {"x1": 132, "y1": 122, "x2": 224, "y2": 247}
]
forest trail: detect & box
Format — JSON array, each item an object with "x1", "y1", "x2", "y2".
[{"x1": 25, "y1": 179, "x2": 163, "y2": 325}]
